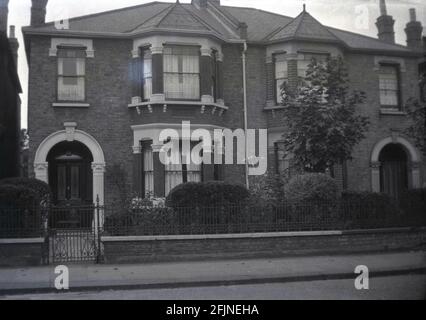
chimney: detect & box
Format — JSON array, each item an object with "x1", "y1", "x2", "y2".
[
  {"x1": 0, "y1": 0, "x2": 8, "y2": 34},
  {"x1": 31, "y1": 0, "x2": 48, "y2": 26},
  {"x1": 376, "y1": 0, "x2": 395, "y2": 44},
  {"x1": 8, "y1": 25, "x2": 18, "y2": 68},
  {"x1": 405, "y1": 8, "x2": 423, "y2": 51}
]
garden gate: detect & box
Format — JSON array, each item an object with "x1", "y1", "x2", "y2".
[{"x1": 46, "y1": 203, "x2": 101, "y2": 264}]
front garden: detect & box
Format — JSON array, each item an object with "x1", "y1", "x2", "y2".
[{"x1": 102, "y1": 175, "x2": 426, "y2": 237}]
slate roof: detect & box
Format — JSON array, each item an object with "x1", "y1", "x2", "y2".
[
  {"x1": 22, "y1": 1, "x2": 413, "y2": 54},
  {"x1": 266, "y1": 11, "x2": 341, "y2": 43}
]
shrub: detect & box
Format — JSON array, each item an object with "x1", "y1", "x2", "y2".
[
  {"x1": 0, "y1": 184, "x2": 41, "y2": 237},
  {"x1": 284, "y1": 173, "x2": 339, "y2": 203},
  {"x1": 340, "y1": 191, "x2": 400, "y2": 227},
  {"x1": 400, "y1": 188, "x2": 426, "y2": 216},
  {"x1": 249, "y1": 173, "x2": 285, "y2": 206},
  {"x1": 0, "y1": 178, "x2": 51, "y2": 206},
  {"x1": 166, "y1": 181, "x2": 250, "y2": 208},
  {"x1": 104, "y1": 206, "x2": 175, "y2": 236},
  {"x1": 0, "y1": 184, "x2": 38, "y2": 207}
]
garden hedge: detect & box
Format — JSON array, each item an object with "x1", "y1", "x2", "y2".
[
  {"x1": 166, "y1": 181, "x2": 250, "y2": 208},
  {"x1": 0, "y1": 178, "x2": 51, "y2": 204},
  {"x1": 284, "y1": 173, "x2": 339, "y2": 203}
]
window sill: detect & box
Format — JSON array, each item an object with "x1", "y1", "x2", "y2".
[
  {"x1": 128, "y1": 100, "x2": 229, "y2": 111},
  {"x1": 264, "y1": 105, "x2": 285, "y2": 111},
  {"x1": 52, "y1": 102, "x2": 90, "y2": 108},
  {"x1": 380, "y1": 108, "x2": 406, "y2": 116}
]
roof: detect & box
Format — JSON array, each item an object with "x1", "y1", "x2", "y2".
[
  {"x1": 22, "y1": 1, "x2": 414, "y2": 54},
  {"x1": 266, "y1": 11, "x2": 340, "y2": 43}
]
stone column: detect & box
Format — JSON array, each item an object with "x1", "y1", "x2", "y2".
[
  {"x1": 216, "y1": 52, "x2": 224, "y2": 105},
  {"x1": 92, "y1": 163, "x2": 106, "y2": 206},
  {"x1": 92, "y1": 162, "x2": 106, "y2": 230},
  {"x1": 411, "y1": 162, "x2": 421, "y2": 189},
  {"x1": 200, "y1": 47, "x2": 213, "y2": 103},
  {"x1": 131, "y1": 49, "x2": 142, "y2": 104},
  {"x1": 132, "y1": 145, "x2": 142, "y2": 197},
  {"x1": 152, "y1": 143, "x2": 165, "y2": 197},
  {"x1": 151, "y1": 46, "x2": 164, "y2": 102},
  {"x1": 34, "y1": 162, "x2": 49, "y2": 183},
  {"x1": 371, "y1": 161, "x2": 381, "y2": 192}
]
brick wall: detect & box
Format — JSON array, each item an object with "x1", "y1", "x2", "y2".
[
  {"x1": 0, "y1": 241, "x2": 44, "y2": 267},
  {"x1": 27, "y1": 34, "x2": 424, "y2": 200},
  {"x1": 344, "y1": 53, "x2": 424, "y2": 191},
  {"x1": 102, "y1": 228, "x2": 426, "y2": 264}
]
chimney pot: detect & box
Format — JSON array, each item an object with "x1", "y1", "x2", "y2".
[
  {"x1": 409, "y1": 8, "x2": 416, "y2": 22},
  {"x1": 380, "y1": 0, "x2": 387, "y2": 16},
  {"x1": 9, "y1": 25, "x2": 14, "y2": 38}
]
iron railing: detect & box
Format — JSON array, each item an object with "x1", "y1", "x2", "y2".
[
  {"x1": 102, "y1": 201, "x2": 426, "y2": 236},
  {"x1": 0, "y1": 206, "x2": 44, "y2": 238},
  {"x1": 1, "y1": 201, "x2": 425, "y2": 239}
]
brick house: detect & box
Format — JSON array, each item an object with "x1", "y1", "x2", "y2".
[
  {"x1": 0, "y1": 0, "x2": 21, "y2": 180},
  {"x1": 22, "y1": 0, "x2": 425, "y2": 206}
]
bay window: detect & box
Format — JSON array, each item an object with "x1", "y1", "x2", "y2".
[
  {"x1": 379, "y1": 64, "x2": 400, "y2": 109},
  {"x1": 274, "y1": 53, "x2": 287, "y2": 104},
  {"x1": 297, "y1": 52, "x2": 329, "y2": 79},
  {"x1": 57, "y1": 48, "x2": 86, "y2": 102},
  {"x1": 142, "y1": 49, "x2": 152, "y2": 101},
  {"x1": 163, "y1": 46, "x2": 200, "y2": 100}
]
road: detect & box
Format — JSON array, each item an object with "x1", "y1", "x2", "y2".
[{"x1": 1, "y1": 274, "x2": 425, "y2": 300}]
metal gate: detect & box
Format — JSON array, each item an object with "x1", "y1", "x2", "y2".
[{"x1": 46, "y1": 204, "x2": 102, "y2": 264}]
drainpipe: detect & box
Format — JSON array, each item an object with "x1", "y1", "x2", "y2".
[{"x1": 242, "y1": 41, "x2": 249, "y2": 189}]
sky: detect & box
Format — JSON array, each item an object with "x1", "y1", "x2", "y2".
[{"x1": 6, "y1": 0, "x2": 426, "y2": 129}]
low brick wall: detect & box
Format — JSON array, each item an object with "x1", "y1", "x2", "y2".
[
  {"x1": 0, "y1": 238, "x2": 45, "y2": 267},
  {"x1": 102, "y1": 228, "x2": 426, "y2": 264}
]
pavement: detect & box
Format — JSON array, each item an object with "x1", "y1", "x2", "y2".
[{"x1": 0, "y1": 250, "x2": 425, "y2": 295}]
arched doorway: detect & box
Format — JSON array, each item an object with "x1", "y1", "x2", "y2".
[
  {"x1": 371, "y1": 136, "x2": 421, "y2": 197},
  {"x1": 47, "y1": 141, "x2": 93, "y2": 206},
  {"x1": 379, "y1": 144, "x2": 408, "y2": 200},
  {"x1": 34, "y1": 124, "x2": 106, "y2": 206}
]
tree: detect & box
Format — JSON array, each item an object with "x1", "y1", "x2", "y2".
[
  {"x1": 404, "y1": 97, "x2": 426, "y2": 155},
  {"x1": 280, "y1": 56, "x2": 369, "y2": 173}
]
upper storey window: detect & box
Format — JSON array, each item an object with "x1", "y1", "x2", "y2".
[
  {"x1": 297, "y1": 52, "x2": 329, "y2": 79},
  {"x1": 57, "y1": 48, "x2": 86, "y2": 102},
  {"x1": 163, "y1": 46, "x2": 200, "y2": 100},
  {"x1": 274, "y1": 53, "x2": 288, "y2": 104},
  {"x1": 142, "y1": 49, "x2": 152, "y2": 101},
  {"x1": 379, "y1": 64, "x2": 400, "y2": 109}
]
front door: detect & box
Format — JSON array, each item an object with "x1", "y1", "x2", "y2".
[
  {"x1": 56, "y1": 161, "x2": 87, "y2": 206},
  {"x1": 379, "y1": 144, "x2": 408, "y2": 201},
  {"x1": 48, "y1": 141, "x2": 93, "y2": 206}
]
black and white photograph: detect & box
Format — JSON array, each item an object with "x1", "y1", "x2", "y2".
[{"x1": 0, "y1": 0, "x2": 425, "y2": 305}]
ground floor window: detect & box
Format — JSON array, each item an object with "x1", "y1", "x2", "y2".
[
  {"x1": 165, "y1": 140, "x2": 202, "y2": 195},
  {"x1": 142, "y1": 141, "x2": 154, "y2": 197}
]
